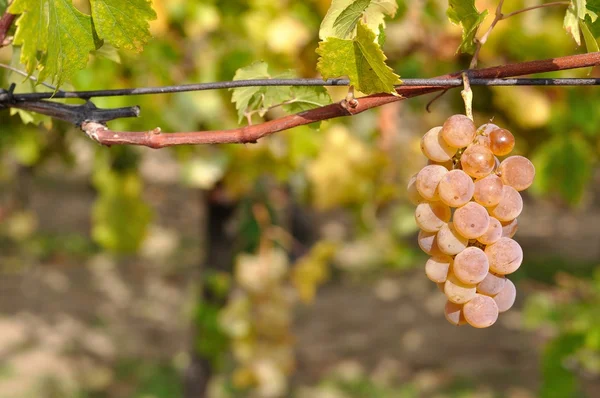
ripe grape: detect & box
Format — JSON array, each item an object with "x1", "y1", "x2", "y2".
[
  {"x1": 501, "y1": 219, "x2": 518, "y2": 238},
  {"x1": 444, "y1": 273, "x2": 477, "y2": 304},
  {"x1": 498, "y1": 156, "x2": 535, "y2": 191},
  {"x1": 453, "y1": 202, "x2": 490, "y2": 239},
  {"x1": 416, "y1": 165, "x2": 448, "y2": 201},
  {"x1": 421, "y1": 126, "x2": 457, "y2": 162},
  {"x1": 489, "y1": 128, "x2": 515, "y2": 156},
  {"x1": 444, "y1": 301, "x2": 467, "y2": 326},
  {"x1": 473, "y1": 174, "x2": 504, "y2": 207},
  {"x1": 463, "y1": 294, "x2": 499, "y2": 328},
  {"x1": 485, "y1": 237, "x2": 523, "y2": 275},
  {"x1": 453, "y1": 247, "x2": 489, "y2": 284},
  {"x1": 407, "y1": 174, "x2": 425, "y2": 205},
  {"x1": 460, "y1": 144, "x2": 496, "y2": 178},
  {"x1": 441, "y1": 114, "x2": 476, "y2": 148},
  {"x1": 490, "y1": 185, "x2": 523, "y2": 222},
  {"x1": 438, "y1": 169, "x2": 475, "y2": 207},
  {"x1": 493, "y1": 279, "x2": 517, "y2": 313},
  {"x1": 477, "y1": 217, "x2": 503, "y2": 245},
  {"x1": 477, "y1": 123, "x2": 500, "y2": 136},
  {"x1": 415, "y1": 202, "x2": 451, "y2": 232},
  {"x1": 418, "y1": 230, "x2": 440, "y2": 255},
  {"x1": 425, "y1": 255, "x2": 452, "y2": 283},
  {"x1": 436, "y1": 222, "x2": 468, "y2": 255},
  {"x1": 477, "y1": 272, "x2": 506, "y2": 296}
]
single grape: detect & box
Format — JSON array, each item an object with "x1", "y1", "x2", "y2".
[
  {"x1": 436, "y1": 222, "x2": 468, "y2": 255},
  {"x1": 453, "y1": 247, "x2": 489, "y2": 285},
  {"x1": 463, "y1": 294, "x2": 499, "y2": 328},
  {"x1": 425, "y1": 255, "x2": 452, "y2": 283},
  {"x1": 441, "y1": 114, "x2": 476, "y2": 148},
  {"x1": 477, "y1": 272, "x2": 506, "y2": 296},
  {"x1": 416, "y1": 165, "x2": 448, "y2": 201},
  {"x1": 418, "y1": 230, "x2": 441, "y2": 255},
  {"x1": 453, "y1": 202, "x2": 490, "y2": 239},
  {"x1": 493, "y1": 278, "x2": 517, "y2": 313},
  {"x1": 415, "y1": 202, "x2": 451, "y2": 232},
  {"x1": 407, "y1": 174, "x2": 425, "y2": 205},
  {"x1": 473, "y1": 174, "x2": 504, "y2": 207},
  {"x1": 489, "y1": 128, "x2": 515, "y2": 156},
  {"x1": 444, "y1": 273, "x2": 477, "y2": 304},
  {"x1": 438, "y1": 169, "x2": 475, "y2": 207},
  {"x1": 501, "y1": 219, "x2": 518, "y2": 238},
  {"x1": 421, "y1": 126, "x2": 457, "y2": 162},
  {"x1": 444, "y1": 301, "x2": 467, "y2": 326},
  {"x1": 477, "y1": 217, "x2": 503, "y2": 245},
  {"x1": 461, "y1": 144, "x2": 496, "y2": 178},
  {"x1": 498, "y1": 156, "x2": 535, "y2": 191},
  {"x1": 485, "y1": 237, "x2": 523, "y2": 275},
  {"x1": 490, "y1": 185, "x2": 523, "y2": 222},
  {"x1": 477, "y1": 123, "x2": 500, "y2": 136}
]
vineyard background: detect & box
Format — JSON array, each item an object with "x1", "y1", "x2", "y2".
[{"x1": 1, "y1": 0, "x2": 600, "y2": 397}]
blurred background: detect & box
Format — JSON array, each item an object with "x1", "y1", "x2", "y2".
[{"x1": 1, "y1": 0, "x2": 600, "y2": 397}]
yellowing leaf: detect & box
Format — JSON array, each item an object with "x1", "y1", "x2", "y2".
[
  {"x1": 316, "y1": 21, "x2": 401, "y2": 95},
  {"x1": 319, "y1": 0, "x2": 397, "y2": 40},
  {"x1": 89, "y1": 0, "x2": 157, "y2": 52},
  {"x1": 9, "y1": 0, "x2": 96, "y2": 87},
  {"x1": 565, "y1": 6, "x2": 582, "y2": 45},
  {"x1": 446, "y1": 0, "x2": 488, "y2": 54}
]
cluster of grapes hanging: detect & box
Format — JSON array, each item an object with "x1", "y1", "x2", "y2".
[{"x1": 409, "y1": 115, "x2": 535, "y2": 328}]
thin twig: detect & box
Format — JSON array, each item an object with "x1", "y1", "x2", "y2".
[
  {"x1": 461, "y1": 73, "x2": 473, "y2": 120},
  {"x1": 0, "y1": 63, "x2": 60, "y2": 91},
  {"x1": 0, "y1": 12, "x2": 16, "y2": 48},
  {"x1": 502, "y1": 1, "x2": 570, "y2": 19},
  {"x1": 79, "y1": 52, "x2": 600, "y2": 148}
]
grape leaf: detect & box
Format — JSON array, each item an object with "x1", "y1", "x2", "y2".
[
  {"x1": 9, "y1": 0, "x2": 96, "y2": 87},
  {"x1": 89, "y1": 0, "x2": 156, "y2": 52},
  {"x1": 580, "y1": 20, "x2": 599, "y2": 52},
  {"x1": 282, "y1": 86, "x2": 332, "y2": 114},
  {"x1": 565, "y1": 7, "x2": 582, "y2": 45},
  {"x1": 446, "y1": 0, "x2": 489, "y2": 54},
  {"x1": 0, "y1": 0, "x2": 8, "y2": 15},
  {"x1": 316, "y1": 21, "x2": 401, "y2": 95},
  {"x1": 231, "y1": 61, "x2": 271, "y2": 122},
  {"x1": 319, "y1": 0, "x2": 398, "y2": 40}
]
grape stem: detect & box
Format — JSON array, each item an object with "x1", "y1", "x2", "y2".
[
  {"x1": 461, "y1": 72, "x2": 474, "y2": 121},
  {"x1": 470, "y1": 0, "x2": 570, "y2": 69}
]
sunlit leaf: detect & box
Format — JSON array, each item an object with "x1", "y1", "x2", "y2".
[
  {"x1": 316, "y1": 21, "x2": 401, "y2": 95},
  {"x1": 446, "y1": 0, "x2": 488, "y2": 54},
  {"x1": 319, "y1": 0, "x2": 397, "y2": 40}
]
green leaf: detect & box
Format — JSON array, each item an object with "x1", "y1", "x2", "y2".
[
  {"x1": 316, "y1": 21, "x2": 401, "y2": 95},
  {"x1": 531, "y1": 134, "x2": 593, "y2": 205},
  {"x1": 565, "y1": 6, "x2": 582, "y2": 45},
  {"x1": 231, "y1": 61, "x2": 271, "y2": 123},
  {"x1": 89, "y1": 0, "x2": 156, "y2": 52},
  {"x1": 319, "y1": 0, "x2": 397, "y2": 40},
  {"x1": 9, "y1": 0, "x2": 96, "y2": 87},
  {"x1": 540, "y1": 334, "x2": 585, "y2": 398},
  {"x1": 282, "y1": 86, "x2": 332, "y2": 114},
  {"x1": 446, "y1": 0, "x2": 488, "y2": 54},
  {"x1": 580, "y1": 20, "x2": 599, "y2": 52},
  {"x1": 0, "y1": 0, "x2": 8, "y2": 15}
]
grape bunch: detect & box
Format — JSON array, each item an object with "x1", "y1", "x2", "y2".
[{"x1": 409, "y1": 115, "x2": 534, "y2": 328}]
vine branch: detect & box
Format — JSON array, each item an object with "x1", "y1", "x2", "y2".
[{"x1": 79, "y1": 52, "x2": 600, "y2": 149}]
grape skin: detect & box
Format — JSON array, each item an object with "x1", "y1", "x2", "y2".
[
  {"x1": 438, "y1": 169, "x2": 475, "y2": 207},
  {"x1": 444, "y1": 301, "x2": 467, "y2": 326},
  {"x1": 473, "y1": 174, "x2": 504, "y2": 207},
  {"x1": 501, "y1": 219, "x2": 518, "y2": 238},
  {"x1": 418, "y1": 230, "x2": 441, "y2": 255},
  {"x1": 416, "y1": 165, "x2": 448, "y2": 201},
  {"x1": 415, "y1": 202, "x2": 451, "y2": 232},
  {"x1": 477, "y1": 217, "x2": 503, "y2": 245},
  {"x1": 444, "y1": 273, "x2": 477, "y2": 304},
  {"x1": 453, "y1": 247, "x2": 489, "y2": 285},
  {"x1": 436, "y1": 222, "x2": 468, "y2": 255},
  {"x1": 425, "y1": 255, "x2": 452, "y2": 283},
  {"x1": 463, "y1": 294, "x2": 499, "y2": 328},
  {"x1": 485, "y1": 237, "x2": 523, "y2": 275},
  {"x1": 498, "y1": 156, "x2": 535, "y2": 191},
  {"x1": 441, "y1": 115, "x2": 476, "y2": 148},
  {"x1": 477, "y1": 272, "x2": 506, "y2": 296},
  {"x1": 421, "y1": 126, "x2": 457, "y2": 162},
  {"x1": 407, "y1": 174, "x2": 425, "y2": 205},
  {"x1": 493, "y1": 278, "x2": 517, "y2": 313},
  {"x1": 490, "y1": 185, "x2": 523, "y2": 222},
  {"x1": 460, "y1": 144, "x2": 496, "y2": 178},
  {"x1": 489, "y1": 128, "x2": 515, "y2": 156},
  {"x1": 453, "y1": 202, "x2": 490, "y2": 239}
]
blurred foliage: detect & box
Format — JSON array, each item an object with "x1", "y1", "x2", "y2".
[{"x1": 1, "y1": 0, "x2": 600, "y2": 397}]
